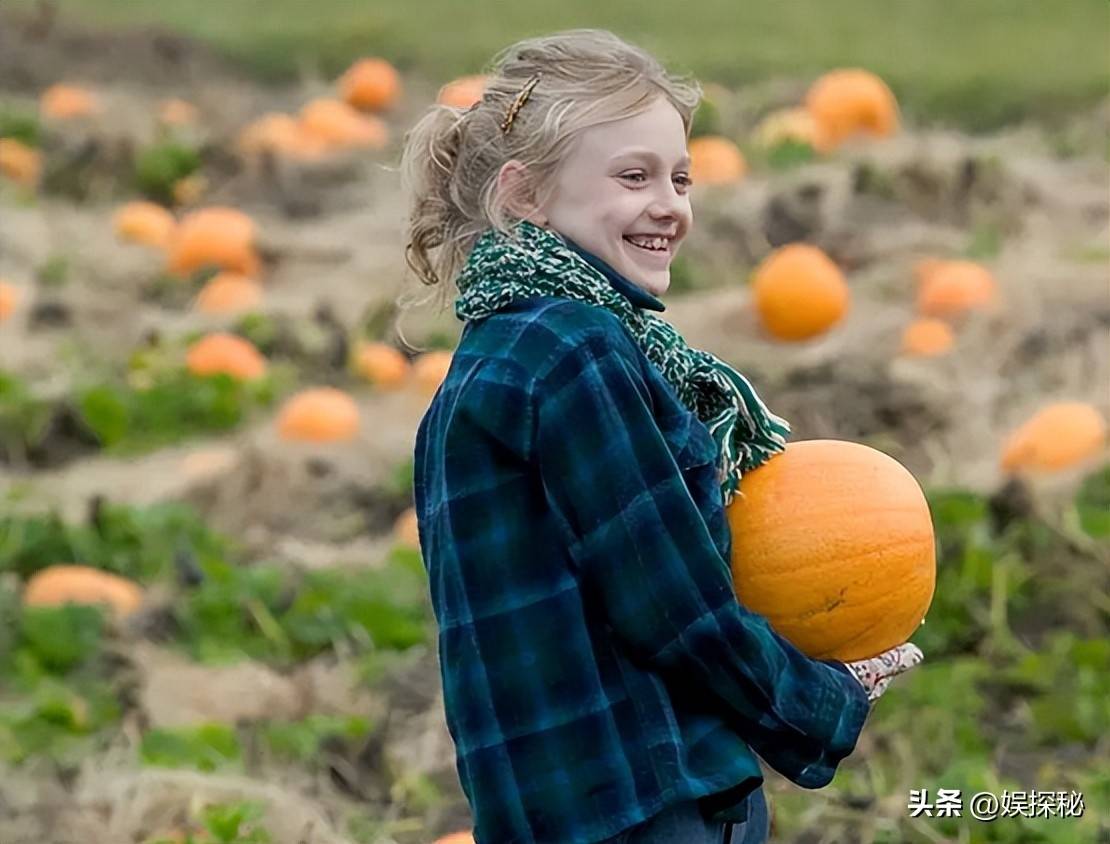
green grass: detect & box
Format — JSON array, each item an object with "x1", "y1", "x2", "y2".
[{"x1": 11, "y1": 0, "x2": 1110, "y2": 129}]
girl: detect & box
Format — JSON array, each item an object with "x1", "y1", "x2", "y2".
[{"x1": 402, "y1": 29, "x2": 922, "y2": 844}]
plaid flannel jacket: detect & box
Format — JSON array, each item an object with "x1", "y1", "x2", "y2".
[{"x1": 413, "y1": 252, "x2": 871, "y2": 844}]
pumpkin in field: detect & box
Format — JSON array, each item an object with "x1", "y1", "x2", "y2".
[
  {"x1": 438, "y1": 74, "x2": 488, "y2": 109},
  {"x1": 805, "y1": 69, "x2": 899, "y2": 148},
  {"x1": 354, "y1": 341, "x2": 410, "y2": 389},
  {"x1": 752, "y1": 107, "x2": 830, "y2": 153},
  {"x1": 40, "y1": 83, "x2": 100, "y2": 119},
  {"x1": 726, "y1": 439, "x2": 935, "y2": 662},
  {"x1": 339, "y1": 57, "x2": 402, "y2": 111},
  {"x1": 166, "y1": 206, "x2": 261, "y2": 277},
  {"x1": 0, "y1": 138, "x2": 42, "y2": 187},
  {"x1": 0, "y1": 280, "x2": 19, "y2": 322},
  {"x1": 23, "y1": 565, "x2": 144, "y2": 620},
  {"x1": 237, "y1": 112, "x2": 329, "y2": 160},
  {"x1": 688, "y1": 135, "x2": 747, "y2": 186},
  {"x1": 277, "y1": 387, "x2": 360, "y2": 442},
  {"x1": 411, "y1": 350, "x2": 453, "y2": 395},
  {"x1": 158, "y1": 98, "x2": 198, "y2": 127},
  {"x1": 299, "y1": 99, "x2": 389, "y2": 150},
  {"x1": 431, "y1": 833, "x2": 474, "y2": 844},
  {"x1": 1000, "y1": 402, "x2": 1107, "y2": 474},
  {"x1": 900, "y1": 318, "x2": 955, "y2": 357},
  {"x1": 113, "y1": 201, "x2": 176, "y2": 248},
  {"x1": 392, "y1": 507, "x2": 421, "y2": 550},
  {"x1": 186, "y1": 333, "x2": 267, "y2": 381},
  {"x1": 916, "y1": 260, "x2": 998, "y2": 318},
  {"x1": 751, "y1": 244, "x2": 850, "y2": 341},
  {"x1": 194, "y1": 272, "x2": 263, "y2": 315}
]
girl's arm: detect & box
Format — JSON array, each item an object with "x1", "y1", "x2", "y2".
[{"x1": 533, "y1": 328, "x2": 871, "y2": 789}]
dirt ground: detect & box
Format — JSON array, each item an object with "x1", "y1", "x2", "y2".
[{"x1": 1, "y1": 6, "x2": 1108, "y2": 844}]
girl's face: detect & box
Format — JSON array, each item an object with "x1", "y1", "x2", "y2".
[{"x1": 536, "y1": 97, "x2": 693, "y2": 297}]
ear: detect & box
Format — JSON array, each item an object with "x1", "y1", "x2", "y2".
[{"x1": 497, "y1": 160, "x2": 548, "y2": 226}]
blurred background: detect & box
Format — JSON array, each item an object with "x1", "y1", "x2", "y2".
[{"x1": 0, "y1": 1, "x2": 1107, "y2": 842}]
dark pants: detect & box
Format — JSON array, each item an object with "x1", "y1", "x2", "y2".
[{"x1": 605, "y1": 789, "x2": 770, "y2": 843}]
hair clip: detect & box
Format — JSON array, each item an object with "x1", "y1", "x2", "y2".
[{"x1": 500, "y1": 72, "x2": 542, "y2": 135}]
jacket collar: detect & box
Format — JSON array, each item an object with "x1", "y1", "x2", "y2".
[{"x1": 562, "y1": 236, "x2": 667, "y2": 313}]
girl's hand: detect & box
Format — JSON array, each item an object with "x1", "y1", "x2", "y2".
[{"x1": 842, "y1": 643, "x2": 924, "y2": 703}]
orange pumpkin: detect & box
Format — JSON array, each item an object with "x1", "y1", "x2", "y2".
[
  {"x1": 726, "y1": 440, "x2": 936, "y2": 661},
  {"x1": 751, "y1": 244, "x2": 850, "y2": 341},
  {"x1": 900, "y1": 318, "x2": 955, "y2": 357},
  {"x1": 912, "y1": 258, "x2": 945, "y2": 289},
  {"x1": 411, "y1": 351, "x2": 453, "y2": 396},
  {"x1": 186, "y1": 332, "x2": 267, "y2": 381},
  {"x1": 194, "y1": 272, "x2": 263, "y2": 315},
  {"x1": 339, "y1": 58, "x2": 402, "y2": 111},
  {"x1": 916, "y1": 260, "x2": 998, "y2": 318},
  {"x1": 299, "y1": 99, "x2": 389, "y2": 150},
  {"x1": 805, "y1": 69, "x2": 899, "y2": 148},
  {"x1": 437, "y1": 75, "x2": 488, "y2": 108},
  {"x1": 0, "y1": 138, "x2": 42, "y2": 187},
  {"x1": 752, "y1": 107, "x2": 830, "y2": 153},
  {"x1": 158, "y1": 98, "x2": 198, "y2": 126},
  {"x1": 166, "y1": 206, "x2": 260, "y2": 277},
  {"x1": 0, "y1": 280, "x2": 19, "y2": 322},
  {"x1": 1000, "y1": 402, "x2": 1107, "y2": 474},
  {"x1": 40, "y1": 83, "x2": 100, "y2": 119},
  {"x1": 276, "y1": 387, "x2": 360, "y2": 442},
  {"x1": 354, "y1": 341, "x2": 410, "y2": 389},
  {"x1": 431, "y1": 834, "x2": 474, "y2": 844},
  {"x1": 113, "y1": 201, "x2": 176, "y2": 248},
  {"x1": 23, "y1": 564, "x2": 144, "y2": 620},
  {"x1": 237, "y1": 113, "x2": 329, "y2": 160},
  {"x1": 392, "y1": 507, "x2": 421, "y2": 550},
  {"x1": 688, "y1": 135, "x2": 747, "y2": 186}
]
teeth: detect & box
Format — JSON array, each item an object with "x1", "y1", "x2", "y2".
[{"x1": 626, "y1": 236, "x2": 670, "y2": 251}]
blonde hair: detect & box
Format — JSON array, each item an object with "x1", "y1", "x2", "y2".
[{"x1": 396, "y1": 29, "x2": 702, "y2": 326}]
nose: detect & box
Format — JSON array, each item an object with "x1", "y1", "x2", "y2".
[{"x1": 647, "y1": 181, "x2": 690, "y2": 227}]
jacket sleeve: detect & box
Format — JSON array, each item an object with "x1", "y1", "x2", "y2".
[{"x1": 532, "y1": 329, "x2": 871, "y2": 788}]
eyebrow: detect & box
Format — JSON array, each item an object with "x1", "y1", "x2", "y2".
[{"x1": 611, "y1": 148, "x2": 692, "y2": 168}]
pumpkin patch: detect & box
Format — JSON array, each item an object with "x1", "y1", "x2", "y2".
[{"x1": 1, "y1": 9, "x2": 1107, "y2": 844}]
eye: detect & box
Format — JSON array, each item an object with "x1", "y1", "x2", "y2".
[{"x1": 619, "y1": 172, "x2": 694, "y2": 190}]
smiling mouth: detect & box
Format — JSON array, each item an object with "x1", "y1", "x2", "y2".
[{"x1": 622, "y1": 236, "x2": 674, "y2": 258}]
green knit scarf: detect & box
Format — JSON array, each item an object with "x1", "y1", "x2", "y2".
[{"x1": 454, "y1": 220, "x2": 790, "y2": 507}]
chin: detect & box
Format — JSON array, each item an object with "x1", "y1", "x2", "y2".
[{"x1": 635, "y1": 272, "x2": 669, "y2": 296}]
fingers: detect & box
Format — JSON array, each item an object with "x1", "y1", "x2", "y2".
[
  {"x1": 842, "y1": 642, "x2": 925, "y2": 701},
  {"x1": 879, "y1": 642, "x2": 924, "y2": 679},
  {"x1": 867, "y1": 676, "x2": 892, "y2": 702}
]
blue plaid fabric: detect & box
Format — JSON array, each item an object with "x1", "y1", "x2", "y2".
[{"x1": 413, "y1": 263, "x2": 870, "y2": 844}]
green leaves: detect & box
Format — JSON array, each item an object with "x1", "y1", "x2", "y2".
[
  {"x1": 133, "y1": 141, "x2": 201, "y2": 205},
  {"x1": 18, "y1": 604, "x2": 106, "y2": 673},
  {"x1": 0, "y1": 108, "x2": 43, "y2": 147},
  {"x1": 141, "y1": 723, "x2": 242, "y2": 771},
  {"x1": 76, "y1": 369, "x2": 274, "y2": 454},
  {"x1": 173, "y1": 549, "x2": 430, "y2": 666},
  {"x1": 1075, "y1": 464, "x2": 1110, "y2": 539},
  {"x1": 0, "y1": 499, "x2": 230, "y2": 582}
]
